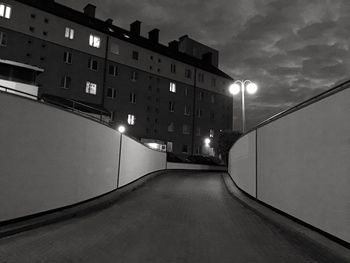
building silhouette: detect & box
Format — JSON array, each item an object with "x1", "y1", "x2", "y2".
[{"x1": 0, "y1": 0, "x2": 233, "y2": 156}]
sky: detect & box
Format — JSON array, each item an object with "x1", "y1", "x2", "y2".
[{"x1": 59, "y1": 0, "x2": 350, "y2": 130}]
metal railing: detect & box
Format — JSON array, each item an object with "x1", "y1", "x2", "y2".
[{"x1": 0, "y1": 85, "x2": 112, "y2": 126}]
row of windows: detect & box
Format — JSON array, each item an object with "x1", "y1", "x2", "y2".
[
  {"x1": 167, "y1": 123, "x2": 215, "y2": 137},
  {"x1": 2, "y1": 4, "x2": 220, "y2": 87}
]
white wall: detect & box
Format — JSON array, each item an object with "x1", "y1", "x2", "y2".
[
  {"x1": 228, "y1": 86, "x2": 350, "y2": 243},
  {"x1": 0, "y1": 92, "x2": 120, "y2": 222},
  {"x1": 228, "y1": 131, "x2": 256, "y2": 197},
  {"x1": 118, "y1": 135, "x2": 166, "y2": 187},
  {"x1": 167, "y1": 162, "x2": 227, "y2": 171}
]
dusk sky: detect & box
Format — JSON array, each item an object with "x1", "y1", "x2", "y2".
[{"x1": 59, "y1": 0, "x2": 350, "y2": 130}]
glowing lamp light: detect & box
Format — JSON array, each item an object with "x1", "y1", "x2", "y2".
[
  {"x1": 246, "y1": 82, "x2": 258, "y2": 94},
  {"x1": 118, "y1": 125, "x2": 126, "y2": 133},
  {"x1": 229, "y1": 83, "x2": 241, "y2": 95},
  {"x1": 204, "y1": 138, "x2": 211, "y2": 147}
]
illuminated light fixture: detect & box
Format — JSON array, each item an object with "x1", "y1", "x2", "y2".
[
  {"x1": 118, "y1": 125, "x2": 126, "y2": 133},
  {"x1": 246, "y1": 82, "x2": 258, "y2": 94},
  {"x1": 204, "y1": 138, "x2": 211, "y2": 147},
  {"x1": 147, "y1": 143, "x2": 159, "y2": 150},
  {"x1": 229, "y1": 83, "x2": 241, "y2": 95}
]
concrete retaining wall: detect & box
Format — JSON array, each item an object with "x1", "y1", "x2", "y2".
[{"x1": 228, "y1": 86, "x2": 350, "y2": 243}]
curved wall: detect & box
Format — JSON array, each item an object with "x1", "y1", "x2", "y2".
[
  {"x1": 228, "y1": 86, "x2": 350, "y2": 243},
  {"x1": 0, "y1": 92, "x2": 166, "y2": 222}
]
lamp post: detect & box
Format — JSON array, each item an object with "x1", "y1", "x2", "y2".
[{"x1": 229, "y1": 80, "x2": 258, "y2": 133}]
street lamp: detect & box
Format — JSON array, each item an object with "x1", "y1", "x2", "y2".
[
  {"x1": 118, "y1": 125, "x2": 126, "y2": 133},
  {"x1": 229, "y1": 80, "x2": 258, "y2": 133},
  {"x1": 204, "y1": 138, "x2": 211, "y2": 147}
]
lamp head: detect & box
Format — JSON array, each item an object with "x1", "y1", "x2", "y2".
[
  {"x1": 229, "y1": 83, "x2": 241, "y2": 95},
  {"x1": 118, "y1": 125, "x2": 126, "y2": 133},
  {"x1": 246, "y1": 82, "x2": 258, "y2": 94}
]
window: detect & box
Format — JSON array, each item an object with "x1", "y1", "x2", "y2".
[
  {"x1": 211, "y1": 94, "x2": 215, "y2": 103},
  {"x1": 129, "y1": 92, "x2": 136, "y2": 103},
  {"x1": 132, "y1": 51, "x2": 139, "y2": 60},
  {"x1": 171, "y1": 63, "x2": 176, "y2": 73},
  {"x1": 210, "y1": 111, "x2": 215, "y2": 120},
  {"x1": 131, "y1": 71, "x2": 138, "y2": 81},
  {"x1": 211, "y1": 77, "x2": 216, "y2": 87},
  {"x1": 185, "y1": 69, "x2": 192, "y2": 79},
  {"x1": 167, "y1": 142, "x2": 173, "y2": 152},
  {"x1": 197, "y1": 108, "x2": 203, "y2": 118},
  {"x1": 199, "y1": 91, "x2": 204, "y2": 100},
  {"x1": 43, "y1": 31, "x2": 48, "y2": 36},
  {"x1": 196, "y1": 127, "x2": 201, "y2": 136},
  {"x1": 108, "y1": 65, "x2": 118, "y2": 76},
  {"x1": 63, "y1": 51, "x2": 72, "y2": 64},
  {"x1": 184, "y1": 105, "x2": 190, "y2": 116},
  {"x1": 198, "y1": 72, "x2": 204, "y2": 82},
  {"x1": 89, "y1": 34, "x2": 100, "y2": 48},
  {"x1": 150, "y1": 55, "x2": 153, "y2": 60},
  {"x1": 0, "y1": 32, "x2": 7, "y2": 47},
  {"x1": 86, "y1": 81, "x2": 97, "y2": 95},
  {"x1": 169, "y1": 101, "x2": 175, "y2": 112},
  {"x1": 184, "y1": 87, "x2": 188, "y2": 96},
  {"x1": 65, "y1": 27, "x2": 74, "y2": 39},
  {"x1": 30, "y1": 14, "x2": 36, "y2": 19},
  {"x1": 107, "y1": 87, "x2": 116, "y2": 98},
  {"x1": 169, "y1": 82, "x2": 176, "y2": 93},
  {"x1": 158, "y1": 58, "x2": 161, "y2": 63},
  {"x1": 0, "y1": 3, "x2": 11, "y2": 19},
  {"x1": 110, "y1": 43, "x2": 119, "y2": 54},
  {"x1": 127, "y1": 114, "x2": 135, "y2": 125},
  {"x1": 168, "y1": 122, "x2": 174, "y2": 132},
  {"x1": 29, "y1": 27, "x2": 35, "y2": 32},
  {"x1": 60, "y1": 76, "x2": 71, "y2": 89},
  {"x1": 44, "y1": 18, "x2": 49, "y2": 23},
  {"x1": 88, "y1": 58, "x2": 98, "y2": 71},
  {"x1": 182, "y1": 145, "x2": 188, "y2": 153},
  {"x1": 210, "y1": 129, "x2": 215, "y2": 138},
  {"x1": 183, "y1": 124, "x2": 190, "y2": 134},
  {"x1": 195, "y1": 146, "x2": 202, "y2": 155}
]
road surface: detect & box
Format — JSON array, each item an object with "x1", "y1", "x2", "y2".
[{"x1": 0, "y1": 171, "x2": 347, "y2": 262}]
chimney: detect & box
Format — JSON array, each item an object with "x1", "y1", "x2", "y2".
[
  {"x1": 148, "y1": 28, "x2": 160, "y2": 43},
  {"x1": 202, "y1": 52, "x2": 213, "y2": 65},
  {"x1": 84, "y1": 4, "x2": 96, "y2": 18},
  {"x1": 168, "y1": 40, "x2": 179, "y2": 51},
  {"x1": 130, "y1": 20, "x2": 141, "y2": 36},
  {"x1": 105, "y1": 18, "x2": 113, "y2": 25}
]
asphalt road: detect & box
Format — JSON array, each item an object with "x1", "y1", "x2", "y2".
[{"x1": 0, "y1": 171, "x2": 347, "y2": 262}]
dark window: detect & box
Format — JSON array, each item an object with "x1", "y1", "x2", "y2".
[
  {"x1": 182, "y1": 145, "x2": 188, "y2": 153},
  {"x1": 30, "y1": 14, "x2": 36, "y2": 19},
  {"x1": 43, "y1": 31, "x2": 48, "y2": 36},
  {"x1": 129, "y1": 93, "x2": 136, "y2": 103},
  {"x1": 131, "y1": 71, "x2": 138, "y2": 81},
  {"x1": 107, "y1": 87, "x2": 116, "y2": 98},
  {"x1": 60, "y1": 76, "x2": 71, "y2": 89},
  {"x1": 185, "y1": 69, "x2": 192, "y2": 79},
  {"x1": 0, "y1": 32, "x2": 7, "y2": 47},
  {"x1": 108, "y1": 65, "x2": 118, "y2": 76},
  {"x1": 169, "y1": 101, "x2": 175, "y2": 112},
  {"x1": 64, "y1": 51, "x2": 72, "y2": 64},
  {"x1": 171, "y1": 63, "x2": 176, "y2": 73},
  {"x1": 132, "y1": 51, "x2": 139, "y2": 60},
  {"x1": 29, "y1": 27, "x2": 35, "y2": 32},
  {"x1": 44, "y1": 18, "x2": 49, "y2": 23},
  {"x1": 88, "y1": 58, "x2": 98, "y2": 71}
]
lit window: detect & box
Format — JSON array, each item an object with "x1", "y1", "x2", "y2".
[
  {"x1": 127, "y1": 114, "x2": 135, "y2": 125},
  {"x1": 0, "y1": 32, "x2": 7, "y2": 47},
  {"x1": 129, "y1": 93, "x2": 136, "y2": 103},
  {"x1": 168, "y1": 122, "x2": 174, "y2": 132},
  {"x1": 183, "y1": 124, "x2": 190, "y2": 134},
  {"x1": 169, "y1": 82, "x2": 176, "y2": 93},
  {"x1": 132, "y1": 51, "x2": 139, "y2": 60},
  {"x1": 196, "y1": 127, "x2": 201, "y2": 136},
  {"x1": 0, "y1": 3, "x2": 11, "y2": 19},
  {"x1": 185, "y1": 69, "x2": 192, "y2": 79},
  {"x1": 60, "y1": 76, "x2": 71, "y2": 89},
  {"x1": 110, "y1": 43, "x2": 119, "y2": 54},
  {"x1": 107, "y1": 87, "x2": 116, "y2": 98},
  {"x1": 89, "y1": 34, "x2": 100, "y2": 48},
  {"x1": 210, "y1": 129, "x2": 214, "y2": 138},
  {"x1": 169, "y1": 101, "x2": 175, "y2": 112},
  {"x1": 65, "y1": 27, "x2": 74, "y2": 39},
  {"x1": 63, "y1": 51, "x2": 72, "y2": 64},
  {"x1": 86, "y1": 81, "x2": 97, "y2": 95},
  {"x1": 108, "y1": 65, "x2": 118, "y2": 76},
  {"x1": 182, "y1": 144, "x2": 188, "y2": 153},
  {"x1": 184, "y1": 105, "x2": 190, "y2": 116},
  {"x1": 131, "y1": 71, "x2": 138, "y2": 81},
  {"x1": 171, "y1": 63, "x2": 176, "y2": 73},
  {"x1": 88, "y1": 58, "x2": 98, "y2": 71}
]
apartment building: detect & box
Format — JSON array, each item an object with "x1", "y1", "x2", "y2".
[{"x1": 0, "y1": 0, "x2": 233, "y2": 156}]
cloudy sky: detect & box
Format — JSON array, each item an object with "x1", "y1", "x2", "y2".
[{"x1": 59, "y1": 0, "x2": 350, "y2": 130}]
